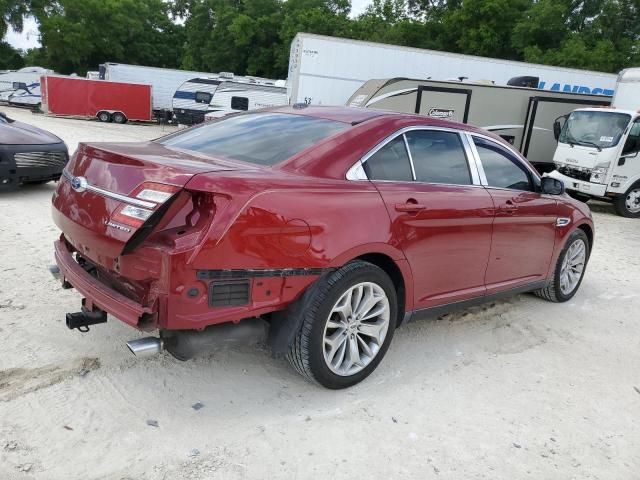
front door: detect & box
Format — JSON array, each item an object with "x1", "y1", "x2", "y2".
[
  {"x1": 470, "y1": 135, "x2": 558, "y2": 293},
  {"x1": 363, "y1": 128, "x2": 495, "y2": 309}
]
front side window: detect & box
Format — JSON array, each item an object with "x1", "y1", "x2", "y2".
[
  {"x1": 474, "y1": 137, "x2": 532, "y2": 191},
  {"x1": 194, "y1": 91, "x2": 212, "y2": 104},
  {"x1": 622, "y1": 119, "x2": 640, "y2": 155},
  {"x1": 158, "y1": 112, "x2": 347, "y2": 166},
  {"x1": 363, "y1": 136, "x2": 413, "y2": 182},
  {"x1": 405, "y1": 130, "x2": 471, "y2": 185},
  {"x1": 560, "y1": 111, "x2": 631, "y2": 149},
  {"x1": 231, "y1": 96, "x2": 249, "y2": 111}
]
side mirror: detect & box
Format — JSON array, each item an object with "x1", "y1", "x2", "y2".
[
  {"x1": 541, "y1": 176, "x2": 565, "y2": 195},
  {"x1": 553, "y1": 120, "x2": 562, "y2": 141}
]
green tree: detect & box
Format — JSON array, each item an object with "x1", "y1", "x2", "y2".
[
  {"x1": 31, "y1": 0, "x2": 185, "y2": 74},
  {"x1": 438, "y1": 0, "x2": 531, "y2": 59},
  {"x1": 513, "y1": 0, "x2": 639, "y2": 72},
  {"x1": 0, "y1": 41, "x2": 24, "y2": 69},
  {"x1": 181, "y1": 0, "x2": 283, "y2": 76},
  {"x1": 0, "y1": 0, "x2": 28, "y2": 39}
]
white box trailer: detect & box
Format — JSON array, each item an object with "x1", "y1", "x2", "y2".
[
  {"x1": 99, "y1": 63, "x2": 216, "y2": 118},
  {"x1": 288, "y1": 33, "x2": 618, "y2": 106},
  {"x1": 612, "y1": 67, "x2": 640, "y2": 109}
]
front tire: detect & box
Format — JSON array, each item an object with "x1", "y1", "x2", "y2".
[
  {"x1": 613, "y1": 183, "x2": 640, "y2": 218},
  {"x1": 287, "y1": 261, "x2": 397, "y2": 389},
  {"x1": 534, "y1": 229, "x2": 590, "y2": 302}
]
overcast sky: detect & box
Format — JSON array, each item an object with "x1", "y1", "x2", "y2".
[{"x1": 4, "y1": 2, "x2": 372, "y2": 51}]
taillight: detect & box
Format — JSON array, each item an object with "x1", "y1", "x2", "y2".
[{"x1": 112, "y1": 182, "x2": 180, "y2": 228}]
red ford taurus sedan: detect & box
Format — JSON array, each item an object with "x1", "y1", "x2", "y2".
[{"x1": 52, "y1": 106, "x2": 593, "y2": 388}]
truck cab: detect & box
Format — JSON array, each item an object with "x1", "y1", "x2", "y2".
[{"x1": 549, "y1": 68, "x2": 640, "y2": 217}]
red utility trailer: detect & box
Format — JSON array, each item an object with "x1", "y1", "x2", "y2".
[{"x1": 41, "y1": 75, "x2": 153, "y2": 123}]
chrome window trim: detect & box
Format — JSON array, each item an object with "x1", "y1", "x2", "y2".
[
  {"x1": 458, "y1": 133, "x2": 482, "y2": 186},
  {"x1": 346, "y1": 125, "x2": 482, "y2": 186},
  {"x1": 401, "y1": 133, "x2": 417, "y2": 181},
  {"x1": 467, "y1": 132, "x2": 541, "y2": 191},
  {"x1": 62, "y1": 169, "x2": 157, "y2": 209}
]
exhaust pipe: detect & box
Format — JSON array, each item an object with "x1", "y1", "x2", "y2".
[{"x1": 126, "y1": 337, "x2": 163, "y2": 357}]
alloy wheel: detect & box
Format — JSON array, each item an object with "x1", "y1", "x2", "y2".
[
  {"x1": 559, "y1": 239, "x2": 587, "y2": 295},
  {"x1": 322, "y1": 282, "x2": 390, "y2": 376}
]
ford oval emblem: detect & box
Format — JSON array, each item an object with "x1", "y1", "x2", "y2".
[{"x1": 71, "y1": 176, "x2": 88, "y2": 192}]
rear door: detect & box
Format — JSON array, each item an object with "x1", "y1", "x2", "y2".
[
  {"x1": 469, "y1": 135, "x2": 558, "y2": 293},
  {"x1": 362, "y1": 127, "x2": 494, "y2": 309}
]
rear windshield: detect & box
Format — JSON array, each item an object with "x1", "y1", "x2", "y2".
[{"x1": 158, "y1": 112, "x2": 348, "y2": 165}]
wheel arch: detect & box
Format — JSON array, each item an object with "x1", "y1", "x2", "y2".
[
  {"x1": 576, "y1": 222, "x2": 593, "y2": 251},
  {"x1": 354, "y1": 252, "x2": 409, "y2": 328}
]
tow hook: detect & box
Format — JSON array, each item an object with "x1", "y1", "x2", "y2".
[{"x1": 66, "y1": 301, "x2": 107, "y2": 332}]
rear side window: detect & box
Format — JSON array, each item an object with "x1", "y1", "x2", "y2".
[
  {"x1": 158, "y1": 112, "x2": 347, "y2": 166},
  {"x1": 363, "y1": 136, "x2": 413, "y2": 181},
  {"x1": 405, "y1": 130, "x2": 471, "y2": 185},
  {"x1": 231, "y1": 96, "x2": 249, "y2": 111},
  {"x1": 473, "y1": 137, "x2": 532, "y2": 191}
]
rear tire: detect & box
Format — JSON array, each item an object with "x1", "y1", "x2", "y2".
[
  {"x1": 97, "y1": 111, "x2": 112, "y2": 123},
  {"x1": 287, "y1": 261, "x2": 397, "y2": 389},
  {"x1": 534, "y1": 229, "x2": 590, "y2": 302},
  {"x1": 613, "y1": 183, "x2": 640, "y2": 218},
  {"x1": 112, "y1": 111, "x2": 127, "y2": 124}
]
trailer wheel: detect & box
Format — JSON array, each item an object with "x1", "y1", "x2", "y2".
[
  {"x1": 112, "y1": 111, "x2": 127, "y2": 124},
  {"x1": 97, "y1": 111, "x2": 112, "y2": 123}
]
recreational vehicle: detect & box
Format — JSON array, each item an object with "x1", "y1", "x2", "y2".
[
  {"x1": 172, "y1": 73, "x2": 287, "y2": 125},
  {"x1": 347, "y1": 77, "x2": 610, "y2": 172},
  {"x1": 0, "y1": 66, "x2": 51, "y2": 105},
  {"x1": 8, "y1": 81, "x2": 42, "y2": 108},
  {"x1": 99, "y1": 63, "x2": 215, "y2": 119},
  {"x1": 288, "y1": 33, "x2": 617, "y2": 106}
]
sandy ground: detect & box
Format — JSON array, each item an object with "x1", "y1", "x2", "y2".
[{"x1": 0, "y1": 106, "x2": 639, "y2": 480}]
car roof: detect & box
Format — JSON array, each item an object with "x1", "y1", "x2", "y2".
[
  {"x1": 266, "y1": 105, "x2": 492, "y2": 135},
  {"x1": 267, "y1": 105, "x2": 393, "y2": 124}
]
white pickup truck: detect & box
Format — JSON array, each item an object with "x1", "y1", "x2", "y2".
[{"x1": 549, "y1": 68, "x2": 640, "y2": 217}]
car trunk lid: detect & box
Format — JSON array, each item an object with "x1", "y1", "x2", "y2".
[{"x1": 52, "y1": 141, "x2": 254, "y2": 267}]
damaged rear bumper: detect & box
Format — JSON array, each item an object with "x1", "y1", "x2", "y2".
[{"x1": 54, "y1": 238, "x2": 153, "y2": 328}]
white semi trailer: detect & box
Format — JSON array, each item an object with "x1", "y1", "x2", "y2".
[
  {"x1": 99, "y1": 63, "x2": 215, "y2": 120},
  {"x1": 287, "y1": 33, "x2": 617, "y2": 106},
  {"x1": 549, "y1": 68, "x2": 640, "y2": 217}
]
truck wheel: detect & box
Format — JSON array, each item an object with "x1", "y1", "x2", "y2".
[
  {"x1": 97, "y1": 111, "x2": 112, "y2": 123},
  {"x1": 287, "y1": 261, "x2": 397, "y2": 389},
  {"x1": 613, "y1": 183, "x2": 640, "y2": 218},
  {"x1": 534, "y1": 229, "x2": 590, "y2": 303},
  {"x1": 112, "y1": 112, "x2": 127, "y2": 124}
]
